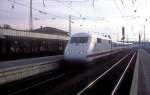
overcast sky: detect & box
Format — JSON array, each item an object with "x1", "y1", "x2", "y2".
[{"x1": 0, "y1": 0, "x2": 150, "y2": 41}]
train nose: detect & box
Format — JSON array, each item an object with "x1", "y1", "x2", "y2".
[{"x1": 64, "y1": 49, "x2": 87, "y2": 61}]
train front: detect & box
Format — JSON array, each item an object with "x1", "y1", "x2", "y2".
[{"x1": 64, "y1": 33, "x2": 91, "y2": 64}]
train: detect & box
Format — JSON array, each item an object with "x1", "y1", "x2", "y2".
[
  {"x1": 64, "y1": 32, "x2": 132, "y2": 64},
  {"x1": 0, "y1": 27, "x2": 69, "y2": 61}
]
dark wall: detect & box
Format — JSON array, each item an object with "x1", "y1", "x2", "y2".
[{"x1": 0, "y1": 36, "x2": 68, "y2": 61}]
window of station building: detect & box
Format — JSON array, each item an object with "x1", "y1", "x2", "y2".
[
  {"x1": 97, "y1": 38, "x2": 102, "y2": 43},
  {"x1": 70, "y1": 37, "x2": 88, "y2": 43}
]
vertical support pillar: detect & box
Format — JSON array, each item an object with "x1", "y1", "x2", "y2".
[
  {"x1": 29, "y1": 0, "x2": 33, "y2": 31},
  {"x1": 69, "y1": 15, "x2": 71, "y2": 35}
]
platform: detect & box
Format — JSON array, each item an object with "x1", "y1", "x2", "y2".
[
  {"x1": 0, "y1": 55, "x2": 63, "y2": 85},
  {"x1": 130, "y1": 49, "x2": 150, "y2": 95}
]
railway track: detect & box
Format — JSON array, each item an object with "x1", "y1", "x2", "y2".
[
  {"x1": 144, "y1": 48, "x2": 150, "y2": 54},
  {"x1": 0, "y1": 49, "x2": 137, "y2": 95},
  {"x1": 0, "y1": 66, "x2": 76, "y2": 95},
  {"x1": 77, "y1": 51, "x2": 137, "y2": 95}
]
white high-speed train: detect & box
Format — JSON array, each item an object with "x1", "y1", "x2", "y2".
[{"x1": 64, "y1": 32, "x2": 131, "y2": 63}]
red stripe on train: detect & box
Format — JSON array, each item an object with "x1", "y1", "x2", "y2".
[{"x1": 87, "y1": 50, "x2": 117, "y2": 58}]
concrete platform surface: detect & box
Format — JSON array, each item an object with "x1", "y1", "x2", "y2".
[
  {"x1": 0, "y1": 55, "x2": 63, "y2": 85},
  {"x1": 130, "y1": 49, "x2": 150, "y2": 95},
  {"x1": 0, "y1": 55, "x2": 63, "y2": 70}
]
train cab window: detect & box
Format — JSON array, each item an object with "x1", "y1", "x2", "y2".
[
  {"x1": 70, "y1": 37, "x2": 88, "y2": 43},
  {"x1": 97, "y1": 38, "x2": 102, "y2": 43}
]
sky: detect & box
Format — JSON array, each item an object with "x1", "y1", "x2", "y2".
[{"x1": 0, "y1": 0, "x2": 150, "y2": 41}]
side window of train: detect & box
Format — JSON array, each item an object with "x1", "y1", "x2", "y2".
[
  {"x1": 97, "y1": 38, "x2": 102, "y2": 44},
  {"x1": 109, "y1": 40, "x2": 111, "y2": 44},
  {"x1": 112, "y1": 43, "x2": 117, "y2": 47}
]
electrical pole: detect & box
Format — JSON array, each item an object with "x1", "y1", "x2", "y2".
[
  {"x1": 69, "y1": 15, "x2": 71, "y2": 35},
  {"x1": 139, "y1": 33, "x2": 141, "y2": 46},
  {"x1": 144, "y1": 25, "x2": 145, "y2": 46},
  {"x1": 122, "y1": 27, "x2": 125, "y2": 47},
  {"x1": 29, "y1": 0, "x2": 33, "y2": 31}
]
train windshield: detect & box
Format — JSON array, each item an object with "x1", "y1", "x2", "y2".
[{"x1": 70, "y1": 37, "x2": 88, "y2": 43}]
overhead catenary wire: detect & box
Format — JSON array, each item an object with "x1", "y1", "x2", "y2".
[
  {"x1": 0, "y1": 8, "x2": 42, "y2": 21},
  {"x1": 6, "y1": 0, "x2": 141, "y2": 25},
  {"x1": 55, "y1": 0, "x2": 83, "y2": 17},
  {"x1": 45, "y1": 0, "x2": 90, "y2": 3},
  {"x1": 3, "y1": 0, "x2": 138, "y2": 22},
  {"x1": 7, "y1": 0, "x2": 102, "y2": 21},
  {"x1": 56, "y1": 0, "x2": 91, "y2": 19},
  {"x1": 113, "y1": 0, "x2": 125, "y2": 17},
  {"x1": 43, "y1": 0, "x2": 45, "y2": 7},
  {"x1": 7, "y1": 0, "x2": 67, "y2": 19},
  {"x1": 7, "y1": 0, "x2": 130, "y2": 21},
  {"x1": 6, "y1": 0, "x2": 145, "y2": 20},
  {"x1": 52, "y1": 0, "x2": 105, "y2": 20},
  {"x1": 6, "y1": 0, "x2": 92, "y2": 29},
  {"x1": 119, "y1": 0, "x2": 130, "y2": 16},
  {"x1": 121, "y1": 0, "x2": 124, "y2": 5},
  {"x1": 132, "y1": 0, "x2": 135, "y2": 5}
]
